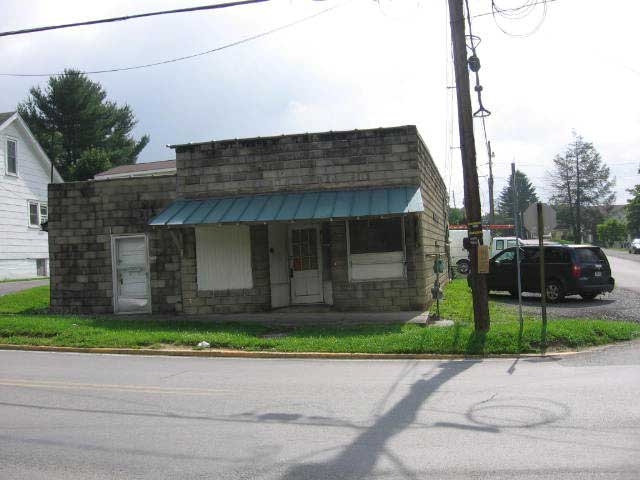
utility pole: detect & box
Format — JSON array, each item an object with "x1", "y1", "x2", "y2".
[
  {"x1": 575, "y1": 143, "x2": 582, "y2": 243},
  {"x1": 487, "y1": 140, "x2": 495, "y2": 236},
  {"x1": 447, "y1": 0, "x2": 490, "y2": 332}
]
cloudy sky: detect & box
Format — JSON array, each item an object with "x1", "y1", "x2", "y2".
[{"x1": 2, "y1": 0, "x2": 638, "y2": 210}]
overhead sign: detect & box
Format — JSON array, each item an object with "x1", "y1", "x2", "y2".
[{"x1": 523, "y1": 203, "x2": 557, "y2": 235}]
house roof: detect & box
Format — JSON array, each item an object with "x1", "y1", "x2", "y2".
[
  {"x1": 94, "y1": 160, "x2": 176, "y2": 180},
  {"x1": 150, "y1": 186, "x2": 424, "y2": 226},
  {"x1": 0, "y1": 111, "x2": 63, "y2": 183},
  {"x1": 0, "y1": 111, "x2": 16, "y2": 126}
]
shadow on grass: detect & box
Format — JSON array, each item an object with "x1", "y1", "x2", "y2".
[{"x1": 465, "y1": 331, "x2": 487, "y2": 355}]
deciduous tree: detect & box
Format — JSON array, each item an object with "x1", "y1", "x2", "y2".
[{"x1": 626, "y1": 185, "x2": 640, "y2": 237}]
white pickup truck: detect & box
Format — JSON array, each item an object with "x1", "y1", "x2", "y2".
[{"x1": 449, "y1": 231, "x2": 519, "y2": 274}]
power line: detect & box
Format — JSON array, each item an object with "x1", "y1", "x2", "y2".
[
  {"x1": 0, "y1": 0, "x2": 269, "y2": 38},
  {"x1": 0, "y1": 2, "x2": 347, "y2": 77},
  {"x1": 470, "y1": 0, "x2": 559, "y2": 19}
]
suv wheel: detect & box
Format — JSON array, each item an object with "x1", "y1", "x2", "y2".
[
  {"x1": 457, "y1": 260, "x2": 470, "y2": 275},
  {"x1": 545, "y1": 280, "x2": 565, "y2": 303},
  {"x1": 580, "y1": 292, "x2": 598, "y2": 301}
]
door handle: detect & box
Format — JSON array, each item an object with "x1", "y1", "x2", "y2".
[{"x1": 290, "y1": 268, "x2": 293, "y2": 278}]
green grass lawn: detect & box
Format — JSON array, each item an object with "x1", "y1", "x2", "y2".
[{"x1": 0, "y1": 282, "x2": 638, "y2": 355}]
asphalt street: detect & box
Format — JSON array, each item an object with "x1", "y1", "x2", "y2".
[
  {"x1": 1, "y1": 345, "x2": 639, "y2": 479},
  {"x1": 0, "y1": 279, "x2": 49, "y2": 296},
  {"x1": 602, "y1": 249, "x2": 640, "y2": 293}
]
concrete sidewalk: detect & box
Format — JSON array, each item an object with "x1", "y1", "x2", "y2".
[{"x1": 0, "y1": 279, "x2": 49, "y2": 296}]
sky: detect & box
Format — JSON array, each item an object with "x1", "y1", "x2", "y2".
[{"x1": 1, "y1": 0, "x2": 639, "y2": 211}]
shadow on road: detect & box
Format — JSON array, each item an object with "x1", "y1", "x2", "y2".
[{"x1": 280, "y1": 360, "x2": 477, "y2": 480}]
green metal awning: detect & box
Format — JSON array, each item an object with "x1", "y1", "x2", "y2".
[{"x1": 149, "y1": 186, "x2": 424, "y2": 226}]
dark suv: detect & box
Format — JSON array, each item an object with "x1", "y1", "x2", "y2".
[{"x1": 487, "y1": 245, "x2": 615, "y2": 302}]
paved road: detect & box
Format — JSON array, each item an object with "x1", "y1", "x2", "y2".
[
  {"x1": 603, "y1": 249, "x2": 640, "y2": 293},
  {"x1": 0, "y1": 279, "x2": 49, "y2": 296},
  {"x1": 1, "y1": 347, "x2": 639, "y2": 479}
]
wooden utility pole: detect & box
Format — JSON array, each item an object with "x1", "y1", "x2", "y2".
[{"x1": 448, "y1": 0, "x2": 490, "y2": 331}]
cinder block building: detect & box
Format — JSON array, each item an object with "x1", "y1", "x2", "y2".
[{"x1": 48, "y1": 126, "x2": 448, "y2": 315}]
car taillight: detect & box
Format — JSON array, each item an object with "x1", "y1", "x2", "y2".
[{"x1": 571, "y1": 264, "x2": 581, "y2": 278}]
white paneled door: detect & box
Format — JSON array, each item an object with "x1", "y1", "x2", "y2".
[
  {"x1": 289, "y1": 226, "x2": 323, "y2": 304},
  {"x1": 112, "y1": 235, "x2": 150, "y2": 313}
]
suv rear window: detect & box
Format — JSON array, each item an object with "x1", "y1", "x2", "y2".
[{"x1": 574, "y1": 248, "x2": 605, "y2": 263}]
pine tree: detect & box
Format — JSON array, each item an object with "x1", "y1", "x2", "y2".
[
  {"x1": 18, "y1": 69, "x2": 149, "y2": 181},
  {"x1": 549, "y1": 133, "x2": 615, "y2": 243},
  {"x1": 496, "y1": 170, "x2": 539, "y2": 236}
]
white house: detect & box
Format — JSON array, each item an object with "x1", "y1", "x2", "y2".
[{"x1": 0, "y1": 111, "x2": 63, "y2": 280}]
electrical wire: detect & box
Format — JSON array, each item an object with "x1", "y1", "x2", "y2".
[
  {"x1": 0, "y1": 1, "x2": 348, "y2": 77},
  {"x1": 491, "y1": 0, "x2": 549, "y2": 37},
  {"x1": 0, "y1": 0, "x2": 269, "y2": 38},
  {"x1": 470, "y1": 0, "x2": 559, "y2": 19}
]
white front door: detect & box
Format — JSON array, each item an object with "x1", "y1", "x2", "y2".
[
  {"x1": 289, "y1": 226, "x2": 323, "y2": 304},
  {"x1": 113, "y1": 235, "x2": 151, "y2": 313}
]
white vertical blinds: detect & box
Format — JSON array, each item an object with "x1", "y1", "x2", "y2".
[{"x1": 196, "y1": 225, "x2": 253, "y2": 291}]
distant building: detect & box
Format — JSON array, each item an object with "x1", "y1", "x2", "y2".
[
  {"x1": 49, "y1": 126, "x2": 447, "y2": 315},
  {"x1": 0, "y1": 112, "x2": 63, "y2": 280},
  {"x1": 94, "y1": 160, "x2": 176, "y2": 180}
]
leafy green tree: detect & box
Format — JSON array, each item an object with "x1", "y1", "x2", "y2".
[
  {"x1": 448, "y1": 207, "x2": 466, "y2": 225},
  {"x1": 627, "y1": 185, "x2": 640, "y2": 237},
  {"x1": 496, "y1": 170, "x2": 539, "y2": 236},
  {"x1": 596, "y1": 219, "x2": 627, "y2": 247},
  {"x1": 18, "y1": 69, "x2": 149, "y2": 181},
  {"x1": 549, "y1": 133, "x2": 615, "y2": 243}
]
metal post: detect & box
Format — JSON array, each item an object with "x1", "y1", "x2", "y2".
[
  {"x1": 537, "y1": 203, "x2": 547, "y2": 354},
  {"x1": 512, "y1": 163, "x2": 523, "y2": 331}
]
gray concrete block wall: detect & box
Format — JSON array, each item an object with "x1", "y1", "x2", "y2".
[
  {"x1": 179, "y1": 225, "x2": 271, "y2": 314},
  {"x1": 415, "y1": 132, "x2": 449, "y2": 302},
  {"x1": 48, "y1": 176, "x2": 180, "y2": 314},
  {"x1": 48, "y1": 126, "x2": 448, "y2": 315},
  {"x1": 329, "y1": 216, "x2": 428, "y2": 311},
  {"x1": 175, "y1": 126, "x2": 421, "y2": 198}
]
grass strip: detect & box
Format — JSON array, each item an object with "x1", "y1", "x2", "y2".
[{"x1": 0, "y1": 283, "x2": 638, "y2": 355}]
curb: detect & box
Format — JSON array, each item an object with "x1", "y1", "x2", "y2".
[{"x1": 0, "y1": 343, "x2": 598, "y2": 360}]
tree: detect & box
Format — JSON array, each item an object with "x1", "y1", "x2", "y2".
[
  {"x1": 18, "y1": 69, "x2": 149, "y2": 181},
  {"x1": 448, "y1": 207, "x2": 466, "y2": 225},
  {"x1": 597, "y1": 219, "x2": 627, "y2": 247},
  {"x1": 496, "y1": 169, "x2": 539, "y2": 237},
  {"x1": 627, "y1": 185, "x2": 640, "y2": 237},
  {"x1": 549, "y1": 133, "x2": 615, "y2": 243}
]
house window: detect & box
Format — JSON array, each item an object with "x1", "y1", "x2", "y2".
[
  {"x1": 195, "y1": 225, "x2": 253, "y2": 291},
  {"x1": 28, "y1": 201, "x2": 47, "y2": 227},
  {"x1": 349, "y1": 218, "x2": 403, "y2": 254},
  {"x1": 347, "y1": 218, "x2": 406, "y2": 281},
  {"x1": 40, "y1": 204, "x2": 48, "y2": 224},
  {"x1": 36, "y1": 259, "x2": 48, "y2": 277},
  {"x1": 29, "y1": 202, "x2": 39, "y2": 226},
  {"x1": 6, "y1": 138, "x2": 17, "y2": 175}
]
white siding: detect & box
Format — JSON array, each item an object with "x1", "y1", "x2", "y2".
[
  {"x1": 196, "y1": 225, "x2": 253, "y2": 291},
  {"x1": 0, "y1": 119, "x2": 52, "y2": 279},
  {"x1": 0, "y1": 259, "x2": 38, "y2": 280}
]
